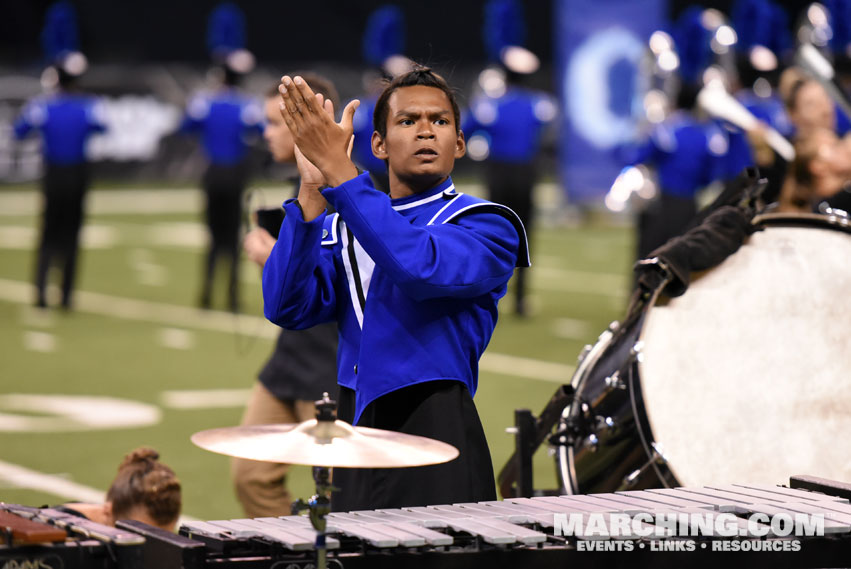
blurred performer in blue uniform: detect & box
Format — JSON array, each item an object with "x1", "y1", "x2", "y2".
[
  {"x1": 622, "y1": 7, "x2": 752, "y2": 260},
  {"x1": 462, "y1": 0, "x2": 555, "y2": 316},
  {"x1": 622, "y1": 85, "x2": 728, "y2": 259},
  {"x1": 181, "y1": 4, "x2": 263, "y2": 311},
  {"x1": 809, "y1": 0, "x2": 851, "y2": 135},
  {"x1": 729, "y1": 0, "x2": 794, "y2": 204},
  {"x1": 350, "y1": 5, "x2": 409, "y2": 195},
  {"x1": 351, "y1": 81, "x2": 390, "y2": 193},
  {"x1": 14, "y1": 3, "x2": 106, "y2": 310}
]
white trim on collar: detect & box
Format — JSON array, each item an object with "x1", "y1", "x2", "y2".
[
  {"x1": 391, "y1": 184, "x2": 456, "y2": 211},
  {"x1": 427, "y1": 193, "x2": 463, "y2": 225}
]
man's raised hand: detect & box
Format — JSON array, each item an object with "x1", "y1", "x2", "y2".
[
  {"x1": 279, "y1": 75, "x2": 360, "y2": 187},
  {"x1": 292, "y1": 93, "x2": 332, "y2": 189}
]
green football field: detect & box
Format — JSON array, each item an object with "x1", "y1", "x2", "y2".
[{"x1": 0, "y1": 182, "x2": 634, "y2": 521}]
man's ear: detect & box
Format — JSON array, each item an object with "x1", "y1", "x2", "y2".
[
  {"x1": 103, "y1": 502, "x2": 114, "y2": 525},
  {"x1": 371, "y1": 131, "x2": 388, "y2": 160},
  {"x1": 454, "y1": 130, "x2": 466, "y2": 159}
]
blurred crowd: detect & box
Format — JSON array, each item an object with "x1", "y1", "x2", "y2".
[
  {"x1": 8, "y1": 0, "x2": 851, "y2": 363},
  {"x1": 8, "y1": 0, "x2": 851, "y2": 410},
  {"x1": 608, "y1": 1, "x2": 851, "y2": 259}
]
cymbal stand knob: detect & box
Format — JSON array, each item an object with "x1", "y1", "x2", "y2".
[{"x1": 315, "y1": 392, "x2": 337, "y2": 422}]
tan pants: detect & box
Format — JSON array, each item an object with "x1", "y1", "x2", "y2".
[{"x1": 230, "y1": 382, "x2": 316, "y2": 518}]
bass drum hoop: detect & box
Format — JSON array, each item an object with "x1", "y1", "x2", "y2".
[
  {"x1": 556, "y1": 325, "x2": 618, "y2": 494},
  {"x1": 557, "y1": 211, "x2": 851, "y2": 494},
  {"x1": 633, "y1": 211, "x2": 851, "y2": 488}
]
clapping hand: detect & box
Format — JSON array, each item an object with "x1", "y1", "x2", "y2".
[
  {"x1": 278, "y1": 75, "x2": 360, "y2": 188},
  {"x1": 291, "y1": 94, "x2": 333, "y2": 189}
]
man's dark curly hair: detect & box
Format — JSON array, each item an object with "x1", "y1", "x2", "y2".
[{"x1": 372, "y1": 66, "x2": 461, "y2": 139}]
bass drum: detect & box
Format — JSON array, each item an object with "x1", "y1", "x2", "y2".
[{"x1": 556, "y1": 212, "x2": 851, "y2": 494}]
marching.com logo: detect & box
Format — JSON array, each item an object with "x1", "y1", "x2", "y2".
[{"x1": 553, "y1": 512, "x2": 825, "y2": 538}]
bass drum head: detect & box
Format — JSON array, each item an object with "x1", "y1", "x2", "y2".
[{"x1": 638, "y1": 214, "x2": 851, "y2": 486}]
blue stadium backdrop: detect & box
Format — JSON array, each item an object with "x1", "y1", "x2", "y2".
[{"x1": 556, "y1": 0, "x2": 668, "y2": 203}]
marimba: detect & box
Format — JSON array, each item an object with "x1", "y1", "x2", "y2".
[
  {"x1": 0, "y1": 503, "x2": 144, "y2": 568},
  {"x1": 3, "y1": 475, "x2": 851, "y2": 569}
]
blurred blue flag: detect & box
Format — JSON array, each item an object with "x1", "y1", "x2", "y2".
[
  {"x1": 362, "y1": 5, "x2": 404, "y2": 66},
  {"x1": 673, "y1": 6, "x2": 712, "y2": 85},
  {"x1": 483, "y1": 0, "x2": 525, "y2": 61},
  {"x1": 556, "y1": 0, "x2": 667, "y2": 203},
  {"x1": 825, "y1": 0, "x2": 851, "y2": 54},
  {"x1": 41, "y1": 1, "x2": 79, "y2": 62},
  {"x1": 732, "y1": 0, "x2": 790, "y2": 56},
  {"x1": 207, "y1": 3, "x2": 246, "y2": 57}
]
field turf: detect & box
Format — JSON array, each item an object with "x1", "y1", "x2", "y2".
[{"x1": 0, "y1": 182, "x2": 633, "y2": 521}]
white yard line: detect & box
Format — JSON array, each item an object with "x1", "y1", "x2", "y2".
[
  {"x1": 0, "y1": 458, "x2": 106, "y2": 503},
  {"x1": 551, "y1": 317, "x2": 593, "y2": 341},
  {"x1": 532, "y1": 266, "x2": 628, "y2": 297},
  {"x1": 0, "y1": 277, "x2": 278, "y2": 339},
  {"x1": 480, "y1": 352, "x2": 575, "y2": 384},
  {"x1": 0, "y1": 187, "x2": 629, "y2": 297},
  {"x1": 0, "y1": 277, "x2": 575, "y2": 385},
  {"x1": 161, "y1": 389, "x2": 251, "y2": 409},
  {"x1": 0, "y1": 188, "x2": 201, "y2": 216},
  {"x1": 0, "y1": 187, "x2": 289, "y2": 217},
  {"x1": 0, "y1": 458, "x2": 199, "y2": 522},
  {"x1": 0, "y1": 183, "x2": 537, "y2": 217},
  {"x1": 76, "y1": 289, "x2": 277, "y2": 338}
]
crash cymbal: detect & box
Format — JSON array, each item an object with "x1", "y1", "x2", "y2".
[{"x1": 191, "y1": 419, "x2": 460, "y2": 468}]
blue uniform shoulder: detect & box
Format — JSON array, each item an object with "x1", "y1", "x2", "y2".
[
  {"x1": 21, "y1": 97, "x2": 50, "y2": 126},
  {"x1": 186, "y1": 92, "x2": 212, "y2": 120},
  {"x1": 429, "y1": 192, "x2": 530, "y2": 267}
]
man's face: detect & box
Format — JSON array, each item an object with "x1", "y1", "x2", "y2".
[
  {"x1": 371, "y1": 85, "x2": 465, "y2": 187},
  {"x1": 264, "y1": 97, "x2": 295, "y2": 163}
]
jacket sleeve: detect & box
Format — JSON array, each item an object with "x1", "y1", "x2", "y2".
[
  {"x1": 262, "y1": 202, "x2": 338, "y2": 329},
  {"x1": 13, "y1": 101, "x2": 45, "y2": 140},
  {"x1": 178, "y1": 95, "x2": 208, "y2": 134},
  {"x1": 86, "y1": 99, "x2": 108, "y2": 134},
  {"x1": 323, "y1": 173, "x2": 519, "y2": 301}
]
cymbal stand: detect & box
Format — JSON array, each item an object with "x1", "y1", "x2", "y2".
[
  {"x1": 290, "y1": 392, "x2": 337, "y2": 569},
  {"x1": 292, "y1": 466, "x2": 333, "y2": 569}
]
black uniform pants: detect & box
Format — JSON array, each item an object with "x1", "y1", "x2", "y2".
[
  {"x1": 486, "y1": 161, "x2": 535, "y2": 311},
  {"x1": 636, "y1": 193, "x2": 697, "y2": 261},
  {"x1": 35, "y1": 163, "x2": 88, "y2": 307},
  {"x1": 200, "y1": 162, "x2": 247, "y2": 310},
  {"x1": 331, "y1": 381, "x2": 497, "y2": 512}
]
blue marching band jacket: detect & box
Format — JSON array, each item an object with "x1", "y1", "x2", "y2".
[
  {"x1": 14, "y1": 94, "x2": 106, "y2": 165},
  {"x1": 180, "y1": 89, "x2": 264, "y2": 165},
  {"x1": 263, "y1": 173, "x2": 529, "y2": 424}
]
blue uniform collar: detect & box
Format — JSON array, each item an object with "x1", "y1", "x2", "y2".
[{"x1": 390, "y1": 177, "x2": 456, "y2": 211}]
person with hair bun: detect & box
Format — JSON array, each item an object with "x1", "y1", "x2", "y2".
[{"x1": 56, "y1": 447, "x2": 182, "y2": 532}]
